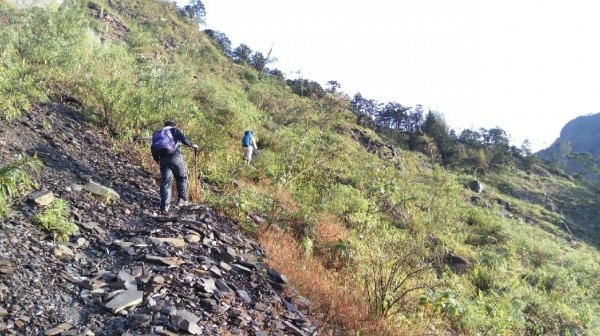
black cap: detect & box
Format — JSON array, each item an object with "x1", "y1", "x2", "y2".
[{"x1": 164, "y1": 121, "x2": 176, "y2": 127}]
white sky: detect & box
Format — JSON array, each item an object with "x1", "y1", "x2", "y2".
[{"x1": 177, "y1": 0, "x2": 600, "y2": 151}]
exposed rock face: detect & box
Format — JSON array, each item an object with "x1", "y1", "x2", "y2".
[
  {"x1": 466, "y1": 180, "x2": 484, "y2": 193},
  {"x1": 348, "y1": 127, "x2": 398, "y2": 160},
  {"x1": 445, "y1": 253, "x2": 471, "y2": 275},
  {"x1": 0, "y1": 103, "x2": 318, "y2": 335}
]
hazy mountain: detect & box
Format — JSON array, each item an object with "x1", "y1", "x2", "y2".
[{"x1": 539, "y1": 113, "x2": 600, "y2": 155}]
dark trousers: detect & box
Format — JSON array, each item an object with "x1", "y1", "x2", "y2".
[{"x1": 159, "y1": 153, "x2": 188, "y2": 210}]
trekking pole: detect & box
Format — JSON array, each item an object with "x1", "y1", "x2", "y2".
[{"x1": 193, "y1": 149, "x2": 199, "y2": 203}]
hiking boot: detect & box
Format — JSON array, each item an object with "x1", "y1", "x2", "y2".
[
  {"x1": 160, "y1": 204, "x2": 170, "y2": 215},
  {"x1": 177, "y1": 199, "x2": 188, "y2": 207}
]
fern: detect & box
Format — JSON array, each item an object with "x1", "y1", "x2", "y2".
[{"x1": 0, "y1": 155, "x2": 42, "y2": 218}]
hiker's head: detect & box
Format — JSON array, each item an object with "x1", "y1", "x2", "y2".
[{"x1": 164, "y1": 121, "x2": 176, "y2": 127}]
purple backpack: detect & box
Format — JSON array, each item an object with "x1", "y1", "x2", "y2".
[{"x1": 151, "y1": 127, "x2": 177, "y2": 156}]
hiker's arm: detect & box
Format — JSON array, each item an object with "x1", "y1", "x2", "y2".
[
  {"x1": 173, "y1": 129, "x2": 194, "y2": 147},
  {"x1": 152, "y1": 151, "x2": 159, "y2": 163},
  {"x1": 252, "y1": 137, "x2": 258, "y2": 149}
]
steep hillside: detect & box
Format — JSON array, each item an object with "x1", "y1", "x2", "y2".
[
  {"x1": 0, "y1": 103, "x2": 318, "y2": 335},
  {"x1": 2, "y1": 1, "x2": 600, "y2": 335}
]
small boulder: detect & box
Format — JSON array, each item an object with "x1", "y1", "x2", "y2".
[
  {"x1": 44, "y1": 323, "x2": 72, "y2": 336},
  {"x1": 28, "y1": 191, "x2": 55, "y2": 206},
  {"x1": 84, "y1": 181, "x2": 119, "y2": 201},
  {"x1": 466, "y1": 180, "x2": 484, "y2": 193},
  {"x1": 104, "y1": 290, "x2": 143, "y2": 313}
]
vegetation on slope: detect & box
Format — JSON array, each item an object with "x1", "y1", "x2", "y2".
[{"x1": 1, "y1": 1, "x2": 600, "y2": 335}]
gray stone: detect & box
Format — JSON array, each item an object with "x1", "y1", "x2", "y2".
[
  {"x1": 28, "y1": 191, "x2": 55, "y2": 206},
  {"x1": 219, "y1": 261, "x2": 232, "y2": 272},
  {"x1": 104, "y1": 290, "x2": 143, "y2": 313},
  {"x1": 231, "y1": 263, "x2": 252, "y2": 275},
  {"x1": 84, "y1": 181, "x2": 119, "y2": 201},
  {"x1": 209, "y1": 265, "x2": 222, "y2": 278},
  {"x1": 283, "y1": 320, "x2": 307, "y2": 336},
  {"x1": 76, "y1": 221, "x2": 105, "y2": 234},
  {"x1": 103, "y1": 289, "x2": 124, "y2": 301},
  {"x1": 160, "y1": 306, "x2": 177, "y2": 316},
  {"x1": 145, "y1": 254, "x2": 184, "y2": 267},
  {"x1": 175, "y1": 310, "x2": 200, "y2": 324},
  {"x1": 236, "y1": 290, "x2": 252, "y2": 303},
  {"x1": 53, "y1": 245, "x2": 74, "y2": 261},
  {"x1": 0, "y1": 307, "x2": 7, "y2": 316},
  {"x1": 253, "y1": 302, "x2": 269, "y2": 312},
  {"x1": 148, "y1": 237, "x2": 185, "y2": 248},
  {"x1": 123, "y1": 282, "x2": 137, "y2": 290},
  {"x1": 117, "y1": 270, "x2": 136, "y2": 283},
  {"x1": 185, "y1": 234, "x2": 201, "y2": 243},
  {"x1": 200, "y1": 298, "x2": 217, "y2": 311},
  {"x1": 158, "y1": 330, "x2": 178, "y2": 336},
  {"x1": 296, "y1": 296, "x2": 314, "y2": 310},
  {"x1": 284, "y1": 301, "x2": 298, "y2": 312},
  {"x1": 113, "y1": 241, "x2": 134, "y2": 250},
  {"x1": 215, "y1": 246, "x2": 237, "y2": 263},
  {"x1": 268, "y1": 269, "x2": 289, "y2": 284},
  {"x1": 466, "y1": 180, "x2": 484, "y2": 193},
  {"x1": 237, "y1": 260, "x2": 257, "y2": 270},
  {"x1": 131, "y1": 266, "x2": 143, "y2": 277},
  {"x1": 107, "y1": 281, "x2": 125, "y2": 290},
  {"x1": 198, "y1": 278, "x2": 216, "y2": 293},
  {"x1": 171, "y1": 315, "x2": 202, "y2": 335},
  {"x1": 44, "y1": 323, "x2": 72, "y2": 336},
  {"x1": 215, "y1": 280, "x2": 232, "y2": 293},
  {"x1": 216, "y1": 232, "x2": 234, "y2": 244}
]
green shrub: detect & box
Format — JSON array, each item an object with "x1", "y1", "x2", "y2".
[
  {"x1": 242, "y1": 69, "x2": 257, "y2": 84},
  {"x1": 32, "y1": 198, "x2": 77, "y2": 241},
  {"x1": 472, "y1": 266, "x2": 495, "y2": 293},
  {"x1": 0, "y1": 155, "x2": 42, "y2": 218}
]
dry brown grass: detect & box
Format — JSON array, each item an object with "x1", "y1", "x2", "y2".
[
  {"x1": 259, "y1": 228, "x2": 403, "y2": 335},
  {"x1": 314, "y1": 213, "x2": 350, "y2": 244}
]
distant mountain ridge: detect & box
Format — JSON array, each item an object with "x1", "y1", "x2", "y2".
[
  {"x1": 539, "y1": 112, "x2": 600, "y2": 156},
  {"x1": 537, "y1": 112, "x2": 600, "y2": 178}
]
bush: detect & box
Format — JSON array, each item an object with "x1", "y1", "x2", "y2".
[
  {"x1": 32, "y1": 198, "x2": 77, "y2": 241},
  {"x1": 0, "y1": 155, "x2": 42, "y2": 219},
  {"x1": 242, "y1": 69, "x2": 258, "y2": 84},
  {"x1": 361, "y1": 236, "x2": 436, "y2": 318}
]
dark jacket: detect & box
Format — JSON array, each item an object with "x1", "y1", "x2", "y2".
[{"x1": 152, "y1": 127, "x2": 194, "y2": 162}]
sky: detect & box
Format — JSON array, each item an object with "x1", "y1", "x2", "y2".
[{"x1": 177, "y1": 0, "x2": 600, "y2": 151}]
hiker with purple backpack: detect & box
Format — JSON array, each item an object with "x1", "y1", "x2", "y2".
[
  {"x1": 151, "y1": 121, "x2": 198, "y2": 214},
  {"x1": 242, "y1": 130, "x2": 258, "y2": 164}
]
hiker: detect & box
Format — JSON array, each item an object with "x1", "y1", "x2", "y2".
[
  {"x1": 242, "y1": 130, "x2": 258, "y2": 164},
  {"x1": 151, "y1": 121, "x2": 198, "y2": 214}
]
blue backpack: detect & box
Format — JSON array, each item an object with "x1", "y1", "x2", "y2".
[
  {"x1": 151, "y1": 127, "x2": 177, "y2": 156},
  {"x1": 242, "y1": 131, "x2": 253, "y2": 147}
]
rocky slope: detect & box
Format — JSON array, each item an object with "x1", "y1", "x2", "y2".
[{"x1": 0, "y1": 103, "x2": 317, "y2": 335}]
